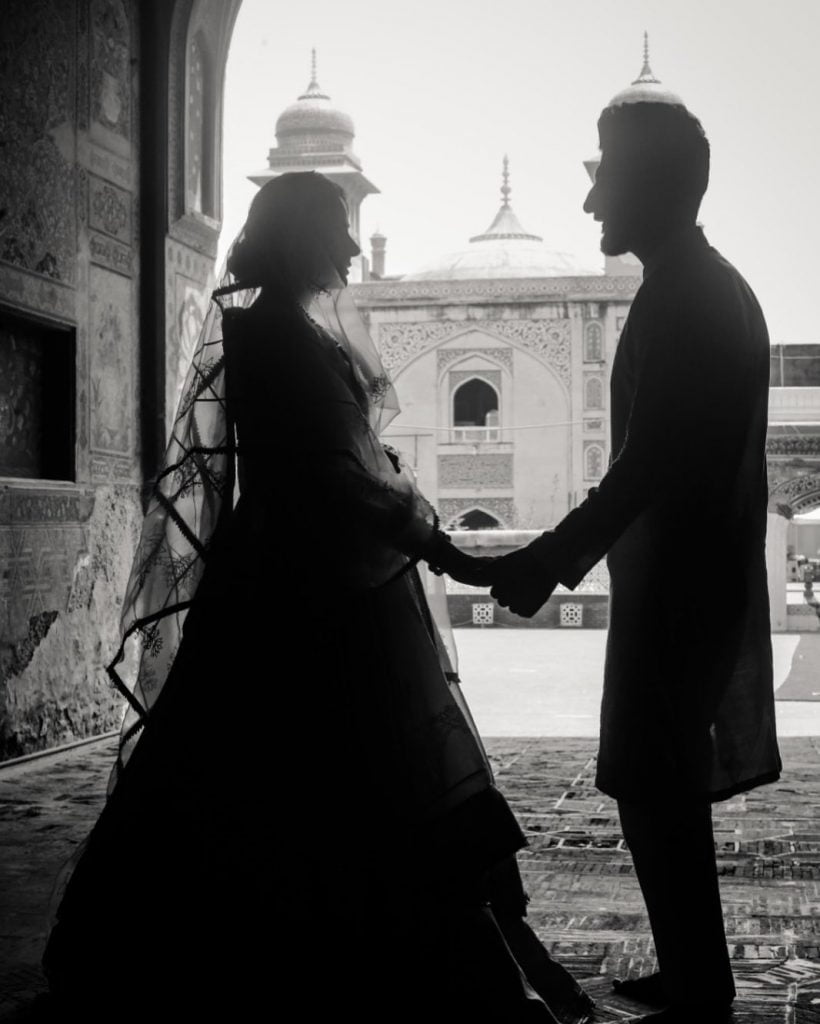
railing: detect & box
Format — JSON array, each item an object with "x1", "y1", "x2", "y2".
[
  {"x1": 768, "y1": 388, "x2": 820, "y2": 422},
  {"x1": 451, "y1": 426, "x2": 501, "y2": 443}
]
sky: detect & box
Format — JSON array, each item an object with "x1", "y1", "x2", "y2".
[{"x1": 219, "y1": 0, "x2": 820, "y2": 345}]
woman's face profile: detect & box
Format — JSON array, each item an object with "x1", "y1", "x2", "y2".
[{"x1": 316, "y1": 197, "x2": 360, "y2": 288}]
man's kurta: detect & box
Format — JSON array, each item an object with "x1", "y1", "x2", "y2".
[{"x1": 536, "y1": 226, "x2": 780, "y2": 801}]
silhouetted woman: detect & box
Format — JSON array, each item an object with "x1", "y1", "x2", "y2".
[{"x1": 43, "y1": 172, "x2": 591, "y2": 1023}]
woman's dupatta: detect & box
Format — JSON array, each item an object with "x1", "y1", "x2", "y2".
[{"x1": 105, "y1": 275, "x2": 254, "y2": 791}]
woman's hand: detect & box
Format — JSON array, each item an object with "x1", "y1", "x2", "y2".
[{"x1": 424, "y1": 532, "x2": 495, "y2": 587}]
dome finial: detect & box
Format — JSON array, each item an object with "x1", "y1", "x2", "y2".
[
  {"x1": 501, "y1": 154, "x2": 511, "y2": 209},
  {"x1": 633, "y1": 31, "x2": 660, "y2": 85},
  {"x1": 470, "y1": 156, "x2": 542, "y2": 243},
  {"x1": 298, "y1": 48, "x2": 331, "y2": 101}
]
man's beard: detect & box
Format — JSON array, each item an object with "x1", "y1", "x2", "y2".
[{"x1": 600, "y1": 227, "x2": 629, "y2": 257}]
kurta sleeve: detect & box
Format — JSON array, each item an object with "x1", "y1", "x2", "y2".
[{"x1": 531, "y1": 266, "x2": 757, "y2": 588}]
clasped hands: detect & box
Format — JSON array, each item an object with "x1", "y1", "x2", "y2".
[{"x1": 428, "y1": 534, "x2": 560, "y2": 618}]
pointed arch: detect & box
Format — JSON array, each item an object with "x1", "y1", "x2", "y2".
[
  {"x1": 447, "y1": 507, "x2": 504, "y2": 530},
  {"x1": 451, "y1": 376, "x2": 500, "y2": 441}
]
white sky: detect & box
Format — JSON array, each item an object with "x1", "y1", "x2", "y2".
[{"x1": 220, "y1": 0, "x2": 820, "y2": 345}]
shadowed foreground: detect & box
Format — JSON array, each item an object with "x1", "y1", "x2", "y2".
[{"x1": 3, "y1": 737, "x2": 820, "y2": 1021}]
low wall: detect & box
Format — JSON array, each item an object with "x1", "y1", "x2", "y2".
[
  {"x1": 446, "y1": 528, "x2": 815, "y2": 632},
  {"x1": 447, "y1": 592, "x2": 609, "y2": 629}
]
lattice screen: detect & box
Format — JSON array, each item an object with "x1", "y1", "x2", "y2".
[
  {"x1": 559, "y1": 602, "x2": 583, "y2": 627},
  {"x1": 472, "y1": 603, "x2": 495, "y2": 626}
]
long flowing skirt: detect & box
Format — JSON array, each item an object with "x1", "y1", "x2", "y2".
[{"x1": 43, "y1": 547, "x2": 554, "y2": 1019}]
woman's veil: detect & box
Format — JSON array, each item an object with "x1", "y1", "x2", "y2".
[{"x1": 105, "y1": 264, "x2": 255, "y2": 791}]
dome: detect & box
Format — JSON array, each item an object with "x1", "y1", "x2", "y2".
[
  {"x1": 275, "y1": 88, "x2": 355, "y2": 139},
  {"x1": 607, "y1": 34, "x2": 684, "y2": 108},
  {"x1": 404, "y1": 157, "x2": 597, "y2": 281},
  {"x1": 405, "y1": 239, "x2": 594, "y2": 281},
  {"x1": 274, "y1": 52, "x2": 355, "y2": 150}
]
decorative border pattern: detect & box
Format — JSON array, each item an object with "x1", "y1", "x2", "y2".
[
  {"x1": 767, "y1": 436, "x2": 820, "y2": 456},
  {"x1": 88, "y1": 173, "x2": 131, "y2": 242},
  {"x1": 378, "y1": 320, "x2": 571, "y2": 386},
  {"x1": 437, "y1": 347, "x2": 512, "y2": 374},
  {"x1": 352, "y1": 275, "x2": 641, "y2": 304},
  {"x1": 0, "y1": 263, "x2": 76, "y2": 324},
  {"x1": 89, "y1": 232, "x2": 133, "y2": 277},
  {"x1": 449, "y1": 369, "x2": 501, "y2": 393}
]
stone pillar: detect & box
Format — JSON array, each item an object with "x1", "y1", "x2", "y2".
[{"x1": 766, "y1": 512, "x2": 789, "y2": 631}]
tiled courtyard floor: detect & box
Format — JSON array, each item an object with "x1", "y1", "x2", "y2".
[{"x1": 3, "y1": 736, "x2": 820, "y2": 1021}]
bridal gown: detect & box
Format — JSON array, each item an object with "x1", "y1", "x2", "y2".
[{"x1": 43, "y1": 299, "x2": 563, "y2": 1021}]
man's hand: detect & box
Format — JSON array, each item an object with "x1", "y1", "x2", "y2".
[{"x1": 489, "y1": 546, "x2": 558, "y2": 618}]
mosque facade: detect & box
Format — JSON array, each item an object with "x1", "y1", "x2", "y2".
[
  {"x1": 352, "y1": 175, "x2": 638, "y2": 535},
  {"x1": 255, "y1": 56, "x2": 645, "y2": 534}
]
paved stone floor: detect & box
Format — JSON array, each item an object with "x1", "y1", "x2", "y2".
[{"x1": 4, "y1": 736, "x2": 820, "y2": 1021}]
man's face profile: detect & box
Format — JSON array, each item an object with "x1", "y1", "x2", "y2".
[{"x1": 583, "y1": 146, "x2": 646, "y2": 258}]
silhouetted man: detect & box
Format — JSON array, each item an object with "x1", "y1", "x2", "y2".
[{"x1": 489, "y1": 101, "x2": 781, "y2": 1023}]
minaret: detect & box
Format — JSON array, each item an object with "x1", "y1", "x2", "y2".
[
  {"x1": 249, "y1": 50, "x2": 379, "y2": 278},
  {"x1": 369, "y1": 230, "x2": 387, "y2": 278}
]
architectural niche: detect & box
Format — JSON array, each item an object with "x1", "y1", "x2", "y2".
[
  {"x1": 584, "y1": 442, "x2": 605, "y2": 480},
  {"x1": 584, "y1": 321, "x2": 603, "y2": 362}
]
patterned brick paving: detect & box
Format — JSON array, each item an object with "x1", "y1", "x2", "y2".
[
  {"x1": 3, "y1": 737, "x2": 820, "y2": 1020},
  {"x1": 489, "y1": 737, "x2": 820, "y2": 1021}
]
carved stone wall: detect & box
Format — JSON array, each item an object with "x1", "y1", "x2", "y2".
[
  {"x1": 439, "y1": 453, "x2": 513, "y2": 489},
  {"x1": 0, "y1": 0, "x2": 142, "y2": 759},
  {"x1": 0, "y1": 483, "x2": 141, "y2": 757},
  {"x1": 164, "y1": 239, "x2": 214, "y2": 438},
  {"x1": 0, "y1": 0, "x2": 77, "y2": 286},
  {"x1": 0, "y1": 0, "x2": 242, "y2": 759}
]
